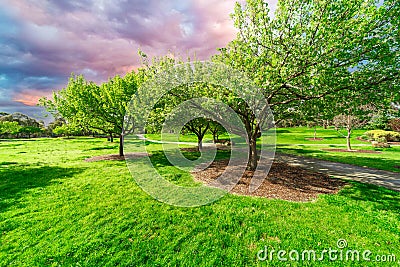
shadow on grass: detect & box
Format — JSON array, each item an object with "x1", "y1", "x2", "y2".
[
  {"x1": 277, "y1": 147, "x2": 328, "y2": 155},
  {"x1": 0, "y1": 143, "x2": 23, "y2": 148},
  {"x1": 0, "y1": 165, "x2": 84, "y2": 211},
  {"x1": 86, "y1": 146, "x2": 118, "y2": 151},
  {"x1": 0, "y1": 162, "x2": 18, "y2": 166},
  {"x1": 275, "y1": 129, "x2": 291, "y2": 133},
  {"x1": 339, "y1": 181, "x2": 400, "y2": 213},
  {"x1": 149, "y1": 148, "x2": 232, "y2": 168}
]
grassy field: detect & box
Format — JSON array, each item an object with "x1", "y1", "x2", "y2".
[{"x1": 0, "y1": 136, "x2": 399, "y2": 266}]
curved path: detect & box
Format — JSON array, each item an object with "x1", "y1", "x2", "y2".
[{"x1": 276, "y1": 153, "x2": 400, "y2": 192}]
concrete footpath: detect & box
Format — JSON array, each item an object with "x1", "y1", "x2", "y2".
[{"x1": 276, "y1": 153, "x2": 400, "y2": 192}]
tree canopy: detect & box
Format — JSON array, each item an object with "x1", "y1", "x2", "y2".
[
  {"x1": 40, "y1": 72, "x2": 138, "y2": 156},
  {"x1": 216, "y1": 0, "x2": 399, "y2": 117}
]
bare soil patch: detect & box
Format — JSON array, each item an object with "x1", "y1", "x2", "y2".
[
  {"x1": 84, "y1": 152, "x2": 148, "y2": 162},
  {"x1": 306, "y1": 138, "x2": 324, "y2": 141},
  {"x1": 322, "y1": 148, "x2": 381, "y2": 154},
  {"x1": 192, "y1": 159, "x2": 347, "y2": 202}
]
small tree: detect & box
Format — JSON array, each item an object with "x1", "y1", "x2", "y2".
[
  {"x1": 52, "y1": 125, "x2": 68, "y2": 137},
  {"x1": 40, "y1": 72, "x2": 137, "y2": 156},
  {"x1": 52, "y1": 124, "x2": 80, "y2": 138},
  {"x1": 333, "y1": 114, "x2": 367, "y2": 151},
  {"x1": 19, "y1": 126, "x2": 41, "y2": 138},
  {"x1": 0, "y1": 121, "x2": 21, "y2": 137},
  {"x1": 182, "y1": 118, "x2": 210, "y2": 151},
  {"x1": 209, "y1": 121, "x2": 227, "y2": 143}
]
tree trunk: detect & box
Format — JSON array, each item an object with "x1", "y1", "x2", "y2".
[
  {"x1": 314, "y1": 127, "x2": 317, "y2": 139},
  {"x1": 109, "y1": 132, "x2": 114, "y2": 142},
  {"x1": 198, "y1": 138, "x2": 203, "y2": 151},
  {"x1": 212, "y1": 133, "x2": 218, "y2": 143},
  {"x1": 248, "y1": 137, "x2": 258, "y2": 171},
  {"x1": 346, "y1": 128, "x2": 352, "y2": 151},
  {"x1": 323, "y1": 120, "x2": 328, "y2": 129},
  {"x1": 119, "y1": 135, "x2": 124, "y2": 157}
]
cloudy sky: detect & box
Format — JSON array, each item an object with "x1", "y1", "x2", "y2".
[{"x1": 0, "y1": 0, "x2": 277, "y2": 121}]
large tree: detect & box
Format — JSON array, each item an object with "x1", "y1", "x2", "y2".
[
  {"x1": 40, "y1": 72, "x2": 137, "y2": 156},
  {"x1": 216, "y1": 0, "x2": 399, "y2": 169}
]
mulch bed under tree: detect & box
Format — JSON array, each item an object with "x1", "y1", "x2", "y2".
[{"x1": 192, "y1": 159, "x2": 347, "y2": 202}]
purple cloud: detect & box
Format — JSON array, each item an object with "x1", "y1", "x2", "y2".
[{"x1": 0, "y1": 0, "x2": 277, "y2": 116}]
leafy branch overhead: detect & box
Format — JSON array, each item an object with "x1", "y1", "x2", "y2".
[{"x1": 216, "y1": 0, "x2": 399, "y2": 113}]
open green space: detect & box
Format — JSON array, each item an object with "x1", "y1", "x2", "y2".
[{"x1": 1, "y1": 137, "x2": 399, "y2": 266}]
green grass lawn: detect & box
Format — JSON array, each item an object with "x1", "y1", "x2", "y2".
[
  {"x1": 272, "y1": 127, "x2": 400, "y2": 172},
  {"x1": 0, "y1": 137, "x2": 399, "y2": 266}
]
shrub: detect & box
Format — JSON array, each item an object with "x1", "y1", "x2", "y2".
[
  {"x1": 365, "y1": 130, "x2": 400, "y2": 142},
  {"x1": 375, "y1": 137, "x2": 387, "y2": 143},
  {"x1": 371, "y1": 140, "x2": 390, "y2": 148}
]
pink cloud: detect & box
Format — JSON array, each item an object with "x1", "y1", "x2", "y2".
[
  {"x1": 1, "y1": 0, "x2": 278, "y2": 113},
  {"x1": 13, "y1": 89, "x2": 51, "y2": 106}
]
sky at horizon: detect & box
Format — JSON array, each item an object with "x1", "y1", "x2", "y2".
[{"x1": 0, "y1": 0, "x2": 278, "y2": 122}]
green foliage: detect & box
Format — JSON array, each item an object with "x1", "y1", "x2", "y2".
[
  {"x1": 39, "y1": 72, "x2": 138, "y2": 155},
  {"x1": 19, "y1": 126, "x2": 41, "y2": 138},
  {"x1": 216, "y1": 0, "x2": 399, "y2": 122},
  {"x1": 365, "y1": 130, "x2": 400, "y2": 142},
  {"x1": 209, "y1": 121, "x2": 227, "y2": 142},
  {"x1": 52, "y1": 124, "x2": 81, "y2": 137},
  {"x1": 0, "y1": 121, "x2": 21, "y2": 136}
]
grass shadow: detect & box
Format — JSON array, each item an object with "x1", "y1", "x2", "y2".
[
  {"x1": 339, "y1": 181, "x2": 400, "y2": 213},
  {"x1": 0, "y1": 165, "x2": 84, "y2": 211},
  {"x1": 0, "y1": 162, "x2": 18, "y2": 166},
  {"x1": 86, "y1": 146, "x2": 117, "y2": 151},
  {"x1": 149, "y1": 148, "x2": 232, "y2": 168},
  {"x1": 277, "y1": 147, "x2": 328, "y2": 155}
]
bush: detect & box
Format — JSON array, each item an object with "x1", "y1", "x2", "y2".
[
  {"x1": 371, "y1": 140, "x2": 390, "y2": 148},
  {"x1": 365, "y1": 130, "x2": 400, "y2": 142}
]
